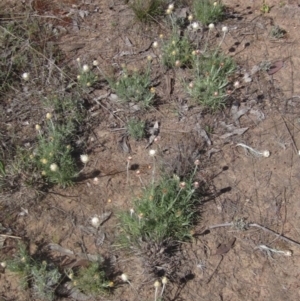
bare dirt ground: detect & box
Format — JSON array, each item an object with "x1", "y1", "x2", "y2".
[{"x1": 1, "y1": 0, "x2": 300, "y2": 300}]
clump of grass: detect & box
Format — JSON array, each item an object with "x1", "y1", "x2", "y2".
[
  {"x1": 260, "y1": 0, "x2": 271, "y2": 13},
  {"x1": 0, "y1": 15, "x2": 63, "y2": 94},
  {"x1": 159, "y1": 31, "x2": 193, "y2": 68},
  {"x1": 6, "y1": 243, "x2": 61, "y2": 301},
  {"x1": 259, "y1": 60, "x2": 272, "y2": 72},
  {"x1": 0, "y1": 12, "x2": 90, "y2": 192},
  {"x1": 269, "y1": 25, "x2": 286, "y2": 39},
  {"x1": 31, "y1": 93, "x2": 87, "y2": 187},
  {"x1": 193, "y1": 0, "x2": 224, "y2": 25},
  {"x1": 119, "y1": 164, "x2": 201, "y2": 246},
  {"x1": 128, "y1": 0, "x2": 165, "y2": 22},
  {"x1": 76, "y1": 61, "x2": 98, "y2": 89},
  {"x1": 71, "y1": 261, "x2": 113, "y2": 297},
  {"x1": 34, "y1": 122, "x2": 77, "y2": 187},
  {"x1": 186, "y1": 50, "x2": 236, "y2": 110},
  {"x1": 126, "y1": 118, "x2": 146, "y2": 140},
  {"x1": 108, "y1": 63, "x2": 155, "y2": 108}
]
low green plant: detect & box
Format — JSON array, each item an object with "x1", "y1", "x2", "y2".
[
  {"x1": 0, "y1": 160, "x2": 6, "y2": 189},
  {"x1": 0, "y1": 12, "x2": 90, "y2": 192},
  {"x1": 129, "y1": 0, "x2": 165, "y2": 22},
  {"x1": 109, "y1": 63, "x2": 155, "y2": 108},
  {"x1": 160, "y1": 31, "x2": 193, "y2": 68},
  {"x1": 259, "y1": 60, "x2": 272, "y2": 71},
  {"x1": 0, "y1": 15, "x2": 62, "y2": 94},
  {"x1": 119, "y1": 163, "x2": 201, "y2": 246},
  {"x1": 6, "y1": 243, "x2": 61, "y2": 301},
  {"x1": 186, "y1": 50, "x2": 236, "y2": 110},
  {"x1": 260, "y1": 0, "x2": 270, "y2": 13},
  {"x1": 76, "y1": 62, "x2": 98, "y2": 89},
  {"x1": 34, "y1": 117, "x2": 77, "y2": 187},
  {"x1": 269, "y1": 25, "x2": 286, "y2": 39},
  {"x1": 127, "y1": 118, "x2": 146, "y2": 140},
  {"x1": 193, "y1": 0, "x2": 224, "y2": 25},
  {"x1": 71, "y1": 261, "x2": 113, "y2": 296}
]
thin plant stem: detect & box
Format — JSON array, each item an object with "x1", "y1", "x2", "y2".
[
  {"x1": 209, "y1": 222, "x2": 233, "y2": 229},
  {"x1": 160, "y1": 283, "x2": 166, "y2": 297},
  {"x1": 154, "y1": 286, "x2": 158, "y2": 301},
  {"x1": 236, "y1": 143, "x2": 263, "y2": 156},
  {"x1": 207, "y1": 221, "x2": 300, "y2": 248},
  {"x1": 218, "y1": 32, "x2": 226, "y2": 48},
  {"x1": 249, "y1": 223, "x2": 300, "y2": 248},
  {"x1": 74, "y1": 164, "x2": 87, "y2": 176},
  {"x1": 126, "y1": 160, "x2": 130, "y2": 184},
  {"x1": 151, "y1": 157, "x2": 156, "y2": 185},
  {"x1": 166, "y1": 188, "x2": 182, "y2": 213}
]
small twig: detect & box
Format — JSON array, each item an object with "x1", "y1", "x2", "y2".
[
  {"x1": 280, "y1": 115, "x2": 299, "y2": 155},
  {"x1": 255, "y1": 244, "x2": 292, "y2": 258},
  {"x1": 249, "y1": 223, "x2": 300, "y2": 247},
  {"x1": 208, "y1": 222, "x2": 233, "y2": 230},
  {"x1": 206, "y1": 255, "x2": 223, "y2": 284},
  {"x1": 0, "y1": 234, "x2": 22, "y2": 239},
  {"x1": 236, "y1": 143, "x2": 270, "y2": 157},
  {"x1": 207, "y1": 221, "x2": 300, "y2": 248}
]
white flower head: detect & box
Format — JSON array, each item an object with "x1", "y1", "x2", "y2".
[
  {"x1": 175, "y1": 60, "x2": 181, "y2": 67},
  {"x1": 35, "y1": 124, "x2": 41, "y2": 131},
  {"x1": 82, "y1": 64, "x2": 89, "y2": 72},
  {"x1": 188, "y1": 15, "x2": 193, "y2": 21},
  {"x1": 92, "y1": 59, "x2": 98, "y2": 66},
  {"x1": 193, "y1": 181, "x2": 199, "y2": 189},
  {"x1": 153, "y1": 41, "x2": 158, "y2": 48},
  {"x1": 93, "y1": 177, "x2": 99, "y2": 184},
  {"x1": 50, "y1": 163, "x2": 58, "y2": 172},
  {"x1": 262, "y1": 150, "x2": 270, "y2": 158},
  {"x1": 91, "y1": 216, "x2": 100, "y2": 228},
  {"x1": 192, "y1": 22, "x2": 200, "y2": 30},
  {"x1": 222, "y1": 26, "x2": 229, "y2": 33},
  {"x1": 243, "y1": 73, "x2": 252, "y2": 83},
  {"x1": 0, "y1": 261, "x2": 6, "y2": 268},
  {"x1": 22, "y1": 72, "x2": 30, "y2": 81},
  {"x1": 46, "y1": 113, "x2": 52, "y2": 120},
  {"x1": 168, "y1": 3, "x2": 174, "y2": 11},
  {"x1": 162, "y1": 276, "x2": 168, "y2": 284},
  {"x1": 154, "y1": 280, "x2": 161, "y2": 288},
  {"x1": 179, "y1": 182, "x2": 186, "y2": 189},
  {"x1": 283, "y1": 250, "x2": 293, "y2": 256},
  {"x1": 234, "y1": 81, "x2": 240, "y2": 88},
  {"x1": 194, "y1": 159, "x2": 200, "y2": 166},
  {"x1": 208, "y1": 23, "x2": 215, "y2": 30},
  {"x1": 149, "y1": 149, "x2": 156, "y2": 157},
  {"x1": 80, "y1": 154, "x2": 89, "y2": 164},
  {"x1": 121, "y1": 273, "x2": 129, "y2": 282}
]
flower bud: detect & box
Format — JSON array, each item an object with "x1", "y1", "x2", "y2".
[
  {"x1": 82, "y1": 64, "x2": 89, "y2": 72},
  {"x1": 50, "y1": 163, "x2": 58, "y2": 172},
  {"x1": 222, "y1": 26, "x2": 229, "y2": 33},
  {"x1": 22, "y1": 72, "x2": 30, "y2": 81},
  {"x1": 80, "y1": 154, "x2": 89, "y2": 164}
]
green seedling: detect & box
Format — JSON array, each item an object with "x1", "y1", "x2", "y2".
[
  {"x1": 108, "y1": 63, "x2": 155, "y2": 108},
  {"x1": 261, "y1": 0, "x2": 270, "y2": 13},
  {"x1": 193, "y1": 0, "x2": 224, "y2": 25},
  {"x1": 129, "y1": 0, "x2": 164, "y2": 22}
]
